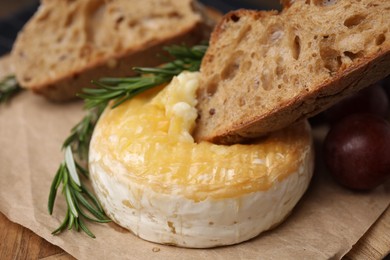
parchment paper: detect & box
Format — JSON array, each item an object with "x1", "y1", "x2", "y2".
[{"x1": 0, "y1": 74, "x2": 389, "y2": 259}]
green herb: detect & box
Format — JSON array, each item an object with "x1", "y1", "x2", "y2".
[
  {"x1": 48, "y1": 147, "x2": 111, "y2": 238},
  {"x1": 49, "y1": 44, "x2": 207, "y2": 237},
  {"x1": 0, "y1": 75, "x2": 22, "y2": 103},
  {"x1": 80, "y1": 44, "x2": 207, "y2": 109},
  {"x1": 63, "y1": 104, "x2": 106, "y2": 160},
  {"x1": 48, "y1": 105, "x2": 110, "y2": 238}
]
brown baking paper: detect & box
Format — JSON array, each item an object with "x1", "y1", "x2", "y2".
[{"x1": 0, "y1": 72, "x2": 390, "y2": 259}]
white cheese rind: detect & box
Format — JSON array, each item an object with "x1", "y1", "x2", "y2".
[
  {"x1": 89, "y1": 72, "x2": 314, "y2": 248},
  {"x1": 89, "y1": 141, "x2": 313, "y2": 248}
]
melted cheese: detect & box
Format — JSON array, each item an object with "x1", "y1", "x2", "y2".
[
  {"x1": 89, "y1": 72, "x2": 314, "y2": 247},
  {"x1": 92, "y1": 72, "x2": 309, "y2": 201}
]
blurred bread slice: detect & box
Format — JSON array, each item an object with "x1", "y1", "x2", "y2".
[
  {"x1": 194, "y1": 0, "x2": 390, "y2": 144},
  {"x1": 11, "y1": 0, "x2": 218, "y2": 101},
  {"x1": 0, "y1": 55, "x2": 13, "y2": 79}
]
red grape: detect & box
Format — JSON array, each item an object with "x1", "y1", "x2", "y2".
[
  {"x1": 324, "y1": 84, "x2": 389, "y2": 123},
  {"x1": 324, "y1": 113, "x2": 390, "y2": 190}
]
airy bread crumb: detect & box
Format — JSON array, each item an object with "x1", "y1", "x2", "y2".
[
  {"x1": 195, "y1": 0, "x2": 390, "y2": 144},
  {"x1": 12, "y1": 0, "x2": 217, "y2": 101}
]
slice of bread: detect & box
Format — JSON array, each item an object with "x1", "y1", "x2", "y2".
[
  {"x1": 0, "y1": 55, "x2": 13, "y2": 79},
  {"x1": 11, "y1": 0, "x2": 218, "y2": 101},
  {"x1": 194, "y1": 0, "x2": 390, "y2": 144}
]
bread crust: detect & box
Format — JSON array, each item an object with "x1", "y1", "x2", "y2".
[
  {"x1": 28, "y1": 24, "x2": 208, "y2": 101},
  {"x1": 11, "y1": 0, "x2": 219, "y2": 101},
  {"x1": 194, "y1": 0, "x2": 390, "y2": 144},
  {"x1": 210, "y1": 48, "x2": 389, "y2": 144}
]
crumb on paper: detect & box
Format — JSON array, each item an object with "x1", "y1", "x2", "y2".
[{"x1": 152, "y1": 247, "x2": 161, "y2": 252}]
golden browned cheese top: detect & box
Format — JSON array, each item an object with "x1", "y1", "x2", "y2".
[{"x1": 91, "y1": 73, "x2": 312, "y2": 201}]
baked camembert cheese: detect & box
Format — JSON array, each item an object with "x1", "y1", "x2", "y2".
[{"x1": 89, "y1": 72, "x2": 314, "y2": 248}]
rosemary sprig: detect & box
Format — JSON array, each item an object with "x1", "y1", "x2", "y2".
[
  {"x1": 48, "y1": 105, "x2": 110, "y2": 238},
  {"x1": 49, "y1": 44, "x2": 208, "y2": 237},
  {"x1": 0, "y1": 75, "x2": 22, "y2": 103},
  {"x1": 80, "y1": 44, "x2": 207, "y2": 109},
  {"x1": 63, "y1": 104, "x2": 106, "y2": 160}
]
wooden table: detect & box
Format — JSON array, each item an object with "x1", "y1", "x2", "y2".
[{"x1": 0, "y1": 213, "x2": 74, "y2": 260}]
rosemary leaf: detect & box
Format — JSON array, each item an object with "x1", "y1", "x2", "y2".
[
  {"x1": 78, "y1": 209, "x2": 111, "y2": 223},
  {"x1": 74, "y1": 191, "x2": 107, "y2": 220},
  {"x1": 55, "y1": 164, "x2": 65, "y2": 189},
  {"x1": 78, "y1": 218, "x2": 96, "y2": 238},
  {"x1": 67, "y1": 213, "x2": 75, "y2": 230},
  {"x1": 75, "y1": 161, "x2": 89, "y2": 178},
  {"x1": 62, "y1": 167, "x2": 69, "y2": 191},
  {"x1": 133, "y1": 67, "x2": 179, "y2": 75},
  {"x1": 74, "y1": 217, "x2": 80, "y2": 231},
  {"x1": 69, "y1": 177, "x2": 82, "y2": 193},
  {"x1": 81, "y1": 184, "x2": 105, "y2": 213},
  {"x1": 99, "y1": 77, "x2": 143, "y2": 84},
  {"x1": 65, "y1": 184, "x2": 78, "y2": 218},
  {"x1": 48, "y1": 166, "x2": 62, "y2": 215},
  {"x1": 65, "y1": 146, "x2": 81, "y2": 186},
  {"x1": 0, "y1": 75, "x2": 22, "y2": 104},
  {"x1": 52, "y1": 209, "x2": 70, "y2": 235}
]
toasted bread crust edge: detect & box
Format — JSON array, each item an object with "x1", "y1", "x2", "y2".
[
  {"x1": 12, "y1": 2, "x2": 220, "y2": 101},
  {"x1": 27, "y1": 22, "x2": 210, "y2": 101},
  {"x1": 205, "y1": 48, "x2": 390, "y2": 144}
]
